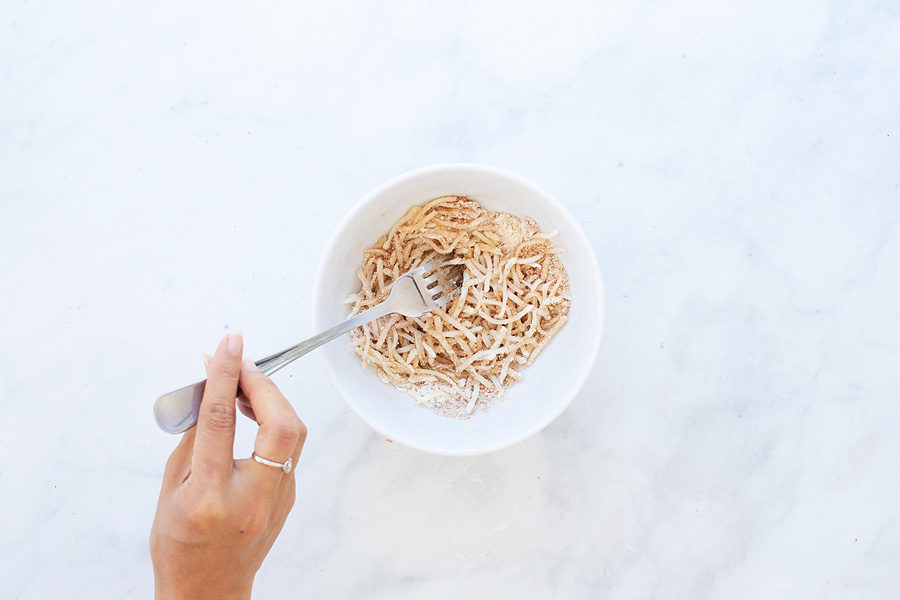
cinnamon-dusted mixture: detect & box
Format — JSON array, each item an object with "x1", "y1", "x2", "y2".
[{"x1": 345, "y1": 196, "x2": 570, "y2": 418}]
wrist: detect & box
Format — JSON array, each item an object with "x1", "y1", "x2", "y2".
[{"x1": 155, "y1": 575, "x2": 253, "y2": 600}]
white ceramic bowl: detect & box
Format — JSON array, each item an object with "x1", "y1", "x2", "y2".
[{"x1": 313, "y1": 164, "x2": 604, "y2": 455}]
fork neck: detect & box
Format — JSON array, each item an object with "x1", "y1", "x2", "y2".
[
  {"x1": 348, "y1": 302, "x2": 395, "y2": 329},
  {"x1": 254, "y1": 301, "x2": 395, "y2": 377}
]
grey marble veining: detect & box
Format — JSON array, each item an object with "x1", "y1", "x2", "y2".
[{"x1": 2, "y1": 1, "x2": 899, "y2": 598}]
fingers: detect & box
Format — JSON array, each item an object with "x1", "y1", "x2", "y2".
[
  {"x1": 255, "y1": 427, "x2": 302, "y2": 538},
  {"x1": 274, "y1": 434, "x2": 303, "y2": 509},
  {"x1": 192, "y1": 333, "x2": 243, "y2": 482},
  {"x1": 162, "y1": 428, "x2": 196, "y2": 489},
  {"x1": 239, "y1": 360, "x2": 307, "y2": 491},
  {"x1": 237, "y1": 395, "x2": 257, "y2": 422},
  {"x1": 218, "y1": 353, "x2": 256, "y2": 421}
]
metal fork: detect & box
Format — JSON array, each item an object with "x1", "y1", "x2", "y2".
[{"x1": 154, "y1": 260, "x2": 462, "y2": 433}]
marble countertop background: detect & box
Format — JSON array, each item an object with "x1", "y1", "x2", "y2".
[{"x1": 2, "y1": 1, "x2": 899, "y2": 598}]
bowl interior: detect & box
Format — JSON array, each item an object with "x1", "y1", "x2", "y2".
[{"x1": 313, "y1": 164, "x2": 603, "y2": 455}]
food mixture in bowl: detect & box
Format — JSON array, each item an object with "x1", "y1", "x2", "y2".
[{"x1": 345, "y1": 196, "x2": 570, "y2": 417}]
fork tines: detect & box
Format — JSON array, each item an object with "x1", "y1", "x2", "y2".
[{"x1": 417, "y1": 259, "x2": 463, "y2": 305}]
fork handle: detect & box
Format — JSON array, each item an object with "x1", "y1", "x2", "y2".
[
  {"x1": 153, "y1": 302, "x2": 394, "y2": 433},
  {"x1": 254, "y1": 302, "x2": 392, "y2": 376}
]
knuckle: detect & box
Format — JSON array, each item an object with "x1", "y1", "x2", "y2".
[
  {"x1": 271, "y1": 420, "x2": 301, "y2": 445},
  {"x1": 295, "y1": 418, "x2": 308, "y2": 443},
  {"x1": 204, "y1": 403, "x2": 235, "y2": 432},
  {"x1": 189, "y1": 495, "x2": 226, "y2": 530},
  {"x1": 209, "y1": 362, "x2": 239, "y2": 384}
]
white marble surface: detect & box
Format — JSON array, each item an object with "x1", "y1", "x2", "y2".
[{"x1": 2, "y1": 1, "x2": 899, "y2": 597}]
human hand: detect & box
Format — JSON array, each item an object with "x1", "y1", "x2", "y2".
[{"x1": 150, "y1": 333, "x2": 307, "y2": 600}]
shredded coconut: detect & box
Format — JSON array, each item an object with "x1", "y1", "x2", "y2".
[{"x1": 346, "y1": 196, "x2": 570, "y2": 418}]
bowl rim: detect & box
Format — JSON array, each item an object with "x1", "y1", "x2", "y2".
[{"x1": 312, "y1": 162, "x2": 604, "y2": 455}]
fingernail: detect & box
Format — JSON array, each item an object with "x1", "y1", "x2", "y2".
[
  {"x1": 201, "y1": 353, "x2": 211, "y2": 368},
  {"x1": 226, "y1": 331, "x2": 243, "y2": 356},
  {"x1": 242, "y1": 359, "x2": 260, "y2": 372}
]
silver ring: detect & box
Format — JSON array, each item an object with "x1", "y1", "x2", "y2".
[{"x1": 251, "y1": 451, "x2": 292, "y2": 474}]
